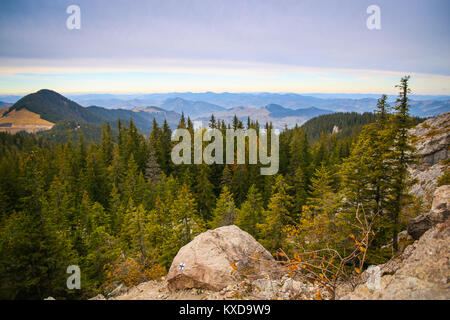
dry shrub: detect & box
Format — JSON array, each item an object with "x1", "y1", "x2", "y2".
[{"x1": 103, "y1": 252, "x2": 166, "y2": 291}]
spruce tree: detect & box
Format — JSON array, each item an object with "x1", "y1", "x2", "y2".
[
  {"x1": 235, "y1": 184, "x2": 264, "y2": 238},
  {"x1": 169, "y1": 184, "x2": 204, "y2": 249},
  {"x1": 194, "y1": 164, "x2": 216, "y2": 222},
  {"x1": 387, "y1": 76, "x2": 416, "y2": 253},
  {"x1": 211, "y1": 186, "x2": 237, "y2": 228},
  {"x1": 144, "y1": 145, "x2": 162, "y2": 185},
  {"x1": 258, "y1": 175, "x2": 293, "y2": 252}
]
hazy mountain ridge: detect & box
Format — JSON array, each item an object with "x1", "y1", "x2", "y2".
[
  {"x1": 1, "y1": 90, "x2": 448, "y2": 135},
  {"x1": 194, "y1": 104, "x2": 334, "y2": 129},
  {"x1": 0, "y1": 101, "x2": 11, "y2": 109},
  {"x1": 63, "y1": 92, "x2": 449, "y2": 118},
  {"x1": 87, "y1": 106, "x2": 180, "y2": 133},
  {"x1": 2, "y1": 92, "x2": 448, "y2": 119},
  {"x1": 161, "y1": 97, "x2": 226, "y2": 117}
]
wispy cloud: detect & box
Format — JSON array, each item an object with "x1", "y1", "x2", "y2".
[{"x1": 0, "y1": 0, "x2": 449, "y2": 94}]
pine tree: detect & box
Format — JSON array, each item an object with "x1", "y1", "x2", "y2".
[
  {"x1": 235, "y1": 185, "x2": 264, "y2": 238},
  {"x1": 144, "y1": 145, "x2": 162, "y2": 185},
  {"x1": 123, "y1": 154, "x2": 140, "y2": 207},
  {"x1": 168, "y1": 185, "x2": 204, "y2": 255},
  {"x1": 387, "y1": 76, "x2": 416, "y2": 253},
  {"x1": 289, "y1": 128, "x2": 310, "y2": 177},
  {"x1": 160, "y1": 120, "x2": 173, "y2": 175},
  {"x1": 307, "y1": 164, "x2": 339, "y2": 218},
  {"x1": 296, "y1": 164, "x2": 344, "y2": 251},
  {"x1": 312, "y1": 129, "x2": 328, "y2": 169},
  {"x1": 231, "y1": 164, "x2": 249, "y2": 206},
  {"x1": 291, "y1": 166, "x2": 308, "y2": 215},
  {"x1": 211, "y1": 186, "x2": 237, "y2": 228},
  {"x1": 109, "y1": 183, "x2": 123, "y2": 234},
  {"x1": 108, "y1": 145, "x2": 123, "y2": 188},
  {"x1": 258, "y1": 175, "x2": 293, "y2": 252},
  {"x1": 194, "y1": 164, "x2": 216, "y2": 222},
  {"x1": 82, "y1": 144, "x2": 109, "y2": 207},
  {"x1": 121, "y1": 202, "x2": 149, "y2": 258},
  {"x1": 100, "y1": 122, "x2": 114, "y2": 167},
  {"x1": 221, "y1": 164, "x2": 233, "y2": 189},
  {"x1": 178, "y1": 112, "x2": 186, "y2": 129},
  {"x1": 209, "y1": 114, "x2": 217, "y2": 129}
]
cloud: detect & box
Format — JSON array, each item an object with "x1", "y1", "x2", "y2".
[{"x1": 0, "y1": 0, "x2": 449, "y2": 94}]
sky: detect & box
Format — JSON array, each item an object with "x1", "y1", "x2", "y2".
[{"x1": 0, "y1": 0, "x2": 449, "y2": 95}]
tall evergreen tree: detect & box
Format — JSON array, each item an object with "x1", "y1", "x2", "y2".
[
  {"x1": 235, "y1": 185, "x2": 264, "y2": 238},
  {"x1": 387, "y1": 76, "x2": 416, "y2": 253},
  {"x1": 144, "y1": 145, "x2": 162, "y2": 185},
  {"x1": 258, "y1": 175, "x2": 293, "y2": 252},
  {"x1": 211, "y1": 186, "x2": 237, "y2": 228},
  {"x1": 194, "y1": 164, "x2": 216, "y2": 221}
]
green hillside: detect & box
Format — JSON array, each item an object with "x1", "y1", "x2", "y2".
[
  {"x1": 5, "y1": 89, "x2": 104, "y2": 124},
  {"x1": 301, "y1": 112, "x2": 378, "y2": 142}
]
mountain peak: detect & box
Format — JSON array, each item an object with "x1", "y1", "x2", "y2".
[
  {"x1": 8, "y1": 89, "x2": 102, "y2": 124},
  {"x1": 264, "y1": 104, "x2": 286, "y2": 112}
]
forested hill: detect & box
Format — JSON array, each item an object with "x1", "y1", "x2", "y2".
[
  {"x1": 3, "y1": 89, "x2": 181, "y2": 140},
  {"x1": 300, "y1": 112, "x2": 424, "y2": 143},
  {"x1": 5, "y1": 89, "x2": 104, "y2": 124},
  {"x1": 300, "y1": 112, "x2": 378, "y2": 142}
]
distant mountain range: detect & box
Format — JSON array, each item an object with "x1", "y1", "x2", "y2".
[
  {"x1": 1, "y1": 92, "x2": 449, "y2": 116},
  {"x1": 0, "y1": 101, "x2": 11, "y2": 108},
  {"x1": 195, "y1": 104, "x2": 333, "y2": 129},
  {"x1": 56, "y1": 92, "x2": 450, "y2": 118},
  {"x1": 161, "y1": 97, "x2": 226, "y2": 117},
  {"x1": 0, "y1": 90, "x2": 448, "y2": 136}
]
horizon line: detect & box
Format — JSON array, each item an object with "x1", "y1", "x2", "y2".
[{"x1": 1, "y1": 89, "x2": 450, "y2": 97}]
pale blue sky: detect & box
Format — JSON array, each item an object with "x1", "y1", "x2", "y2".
[{"x1": 0, "y1": 0, "x2": 449, "y2": 94}]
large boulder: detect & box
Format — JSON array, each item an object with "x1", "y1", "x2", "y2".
[
  {"x1": 166, "y1": 225, "x2": 274, "y2": 291},
  {"x1": 408, "y1": 185, "x2": 450, "y2": 239}
]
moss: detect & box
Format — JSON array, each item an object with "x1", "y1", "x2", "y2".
[
  {"x1": 437, "y1": 170, "x2": 450, "y2": 187},
  {"x1": 365, "y1": 247, "x2": 392, "y2": 266},
  {"x1": 425, "y1": 129, "x2": 445, "y2": 138}
]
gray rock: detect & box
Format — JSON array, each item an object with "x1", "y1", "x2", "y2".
[
  {"x1": 107, "y1": 284, "x2": 128, "y2": 298},
  {"x1": 340, "y1": 182, "x2": 450, "y2": 300},
  {"x1": 252, "y1": 278, "x2": 277, "y2": 299},
  {"x1": 408, "y1": 185, "x2": 450, "y2": 239},
  {"x1": 340, "y1": 219, "x2": 450, "y2": 300},
  {"x1": 408, "y1": 112, "x2": 449, "y2": 204},
  {"x1": 365, "y1": 266, "x2": 382, "y2": 291},
  {"x1": 408, "y1": 214, "x2": 432, "y2": 240}
]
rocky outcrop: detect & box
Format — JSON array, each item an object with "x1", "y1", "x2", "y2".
[
  {"x1": 339, "y1": 186, "x2": 450, "y2": 300},
  {"x1": 408, "y1": 185, "x2": 450, "y2": 239},
  {"x1": 408, "y1": 112, "x2": 449, "y2": 204},
  {"x1": 339, "y1": 220, "x2": 450, "y2": 300},
  {"x1": 166, "y1": 225, "x2": 274, "y2": 291},
  {"x1": 103, "y1": 225, "x2": 320, "y2": 300},
  {"x1": 111, "y1": 275, "x2": 321, "y2": 300}
]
